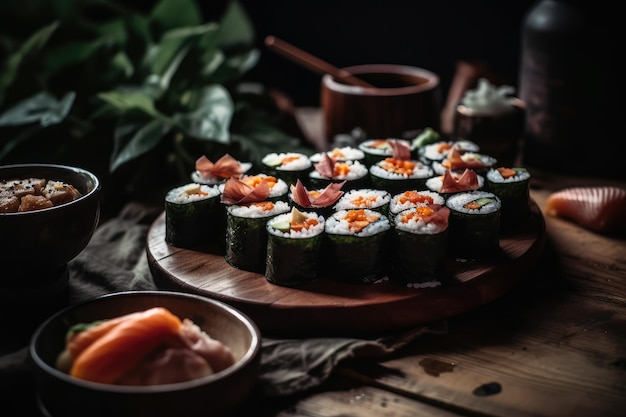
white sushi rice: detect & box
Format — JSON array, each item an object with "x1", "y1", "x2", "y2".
[
  {"x1": 394, "y1": 207, "x2": 448, "y2": 234},
  {"x1": 421, "y1": 141, "x2": 454, "y2": 161},
  {"x1": 334, "y1": 189, "x2": 391, "y2": 211},
  {"x1": 486, "y1": 167, "x2": 531, "y2": 183},
  {"x1": 267, "y1": 211, "x2": 325, "y2": 238},
  {"x1": 425, "y1": 172, "x2": 485, "y2": 193},
  {"x1": 446, "y1": 191, "x2": 501, "y2": 214},
  {"x1": 390, "y1": 190, "x2": 445, "y2": 214},
  {"x1": 309, "y1": 160, "x2": 368, "y2": 180},
  {"x1": 369, "y1": 160, "x2": 433, "y2": 180},
  {"x1": 166, "y1": 183, "x2": 220, "y2": 204},
  {"x1": 262, "y1": 152, "x2": 312, "y2": 171},
  {"x1": 228, "y1": 200, "x2": 290, "y2": 218},
  {"x1": 309, "y1": 146, "x2": 365, "y2": 163},
  {"x1": 325, "y1": 209, "x2": 391, "y2": 237}
]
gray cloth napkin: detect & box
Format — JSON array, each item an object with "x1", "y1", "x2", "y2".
[{"x1": 0, "y1": 202, "x2": 446, "y2": 412}]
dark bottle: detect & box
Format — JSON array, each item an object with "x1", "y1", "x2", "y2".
[{"x1": 519, "y1": 0, "x2": 622, "y2": 179}]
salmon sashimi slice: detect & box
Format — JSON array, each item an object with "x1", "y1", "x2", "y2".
[
  {"x1": 69, "y1": 307, "x2": 182, "y2": 384},
  {"x1": 545, "y1": 186, "x2": 626, "y2": 235}
]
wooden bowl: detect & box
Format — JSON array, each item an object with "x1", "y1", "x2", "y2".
[
  {"x1": 321, "y1": 64, "x2": 441, "y2": 145},
  {"x1": 30, "y1": 290, "x2": 262, "y2": 417}
]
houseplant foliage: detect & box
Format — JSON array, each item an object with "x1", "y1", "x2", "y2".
[{"x1": 0, "y1": 0, "x2": 311, "y2": 210}]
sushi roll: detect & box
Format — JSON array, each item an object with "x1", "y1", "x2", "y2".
[
  {"x1": 392, "y1": 204, "x2": 451, "y2": 287},
  {"x1": 425, "y1": 168, "x2": 484, "y2": 200},
  {"x1": 439, "y1": 148, "x2": 497, "y2": 175},
  {"x1": 369, "y1": 157, "x2": 433, "y2": 196},
  {"x1": 308, "y1": 154, "x2": 370, "y2": 191},
  {"x1": 224, "y1": 200, "x2": 291, "y2": 273},
  {"x1": 309, "y1": 146, "x2": 365, "y2": 164},
  {"x1": 358, "y1": 138, "x2": 414, "y2": 166},
  {"x1": 485, "y1": 167, "x2": 532, "y2": 230},
  {"x1": 265, "y1": 207, "x2": 326, "y2": 287},
  {"x1": 333, "y1": 188, "x2": 392, "y2": 216},
  {"x1": 288, "y1": 179, "x2": 345, "y2": 218},
  {"x1": 445, "y1": 190, "x2": 502, "y2": 259},
  {"x1": 389, "y1": 190, "x2": 445, "y2": 216},
  {"x1": 323, "y1": 208, "x2": 392, "y2": 283},
  {"x1": 165, "y1": 183, "x2": 222, "y2": 249},
  {"x1": 261, "y1": 152, "x2": 313, "y2": 186},
  {"x1": 418, "y1": 140, "x2": 480, "y2": 166},
  {"x1": 191, "y1": 154, "x2": 251, "y2": 185},
  {"x1": 367, "y1": 140, "x2": 433, "y2": 195}
]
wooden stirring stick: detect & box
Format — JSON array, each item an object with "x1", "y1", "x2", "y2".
[{"x1": 264, "y1": 35, "x2": 375, "y2": 88}]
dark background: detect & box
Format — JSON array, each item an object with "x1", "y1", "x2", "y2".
[{"x1": 238, "y1": 0, "x2": 534, "y2": 107}]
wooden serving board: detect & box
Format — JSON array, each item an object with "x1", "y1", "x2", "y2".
[{"x1": 146, "y1": 202, "x2": 545, "y2": 338}]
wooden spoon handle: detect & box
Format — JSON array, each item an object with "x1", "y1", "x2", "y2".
[{"x1": 264, "y1": 35, "x2": 375, "y2": 88}]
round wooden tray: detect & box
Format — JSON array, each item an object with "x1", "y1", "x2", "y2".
[{"x1": 146, "y1": 202, "x2": 545, "y2": 337}]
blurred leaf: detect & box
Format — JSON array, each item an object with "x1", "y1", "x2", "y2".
[
  {"x1": 217, "y1": 0, "x2": 255, "y2": 47},
  {"x1": 111, "y1": 117, "x2": 172, "y2": 171},
  {"x1": 0, "y1": 91, "x2": 75, "y2": 127},
  {"x1": 175, "y1": 84, "x2": 233, "y2": 143},
  {"x1": 150, "y1": 0, "x2": 202, "y2": 31}
]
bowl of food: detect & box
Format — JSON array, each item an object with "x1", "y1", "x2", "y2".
[
  {"x1": 0, "y1": 163, "x2": 101, "y2": 286},
  {"x1": 30, "y1": 290, "x2": 262, "y2": 417}
]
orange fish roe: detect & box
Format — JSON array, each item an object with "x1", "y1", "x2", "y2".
[
  {"x1": 370, "y1": 139, "x2": 389, "y2": 148},
  {"x1": 329, "y1": 148, "x2": 346, "y2": 160},
  {"x1": 308, "y1": 190, "x2": 321, "y2": 199},
  {"x1": 437, "y1": 143, "x2": 452, "y2": 153},
  {"x1": 291, "y1": 218, "x2": 320, "y2": 232},
  {"x1": 333, "y1": 162, "x2": 351, "y2": 177},
  {"x1": 464, "y1": 201, "x2": 482, "y2": 210},
  {"x1": 242, "y1": 175, "x2": 277, "y2": 189},
  {"x1": 398, "y1": 191, "x2": 434, "y2": 205},
  {"x1": 400, "y1": 206, "x2": 434, "y2": 223},
  {"x1": 380, "y1": 158, "x2": 416, "y2": 175},
  {"x1": 344, "y1": 209, "x2": 381, "y2": 233},
  {"x1": 350, "y1": 195, "x2": 378, "y2": 207},
  {"x1": 281, "y1": 155, "x2": 301, "y2": 165},
  {"x1": 251, "y1": 201, "x2": 275, "y2": 211},
  {"x1": 497, "y1": 167, "x2": 517, "y2": 178}
]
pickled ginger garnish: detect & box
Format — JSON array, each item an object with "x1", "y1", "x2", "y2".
[
  {"x1": 390, "y1": 139, "x2": 411, "y2": 161},
  {"x1": 195, "y1": 154, "x2": 244, "y2": 180},
  {"x1": 440, "y1": 168, "x2": 480, "y2": 193},
  {"x1": 220, "y1": 178, "x2": 270, "y2": 205},
  {"x1": 290, "y1": 179, "x2": 345, "y2": 208}
]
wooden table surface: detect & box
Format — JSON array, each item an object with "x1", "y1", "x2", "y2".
[{"x1": 230, "y1": 109, "x2": 626, "y2": 417}]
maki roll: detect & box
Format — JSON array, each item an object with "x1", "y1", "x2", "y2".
[
  {"x1": 261, "y1": 152, "x2": 313, "y2": 186},
  {"x1": 392, "y1": 204, "x2": 451, "y2": 287},
  {"x1": 289, "y1": 179, "x2": 345, "y2": 218},
  {"x1": 333, "y1": 188, "x2": 392, "y2": 216},
  {"x1": 224, "y1": 200, "x2": 290, "y2": 273},
  {"x1": 446, "y1": 190, "x2": 502, "y2": 259},
  {"x1": 368, "y1": 139, "x2": 433, "y2": 195},
  {"x1": 191, "y1": 154, "x2": 251, "y2": 185},
  {"x1": 389, "y1": 190, "x2": 445, "y2": 216},
  {"x1": 485, "y1": 167, "x2": 532, "y2": 229},
  {"x1": 309, "y1": 146, "x2": 365, "y2": 164},
  {"x1": 439, "y1": 148, "x2": 497, "y2": 175},
  {"x1": 418, "y1": 140, "x2": 480, "y2": 166},
  {"x1": 358, "y1": 138, "x2": 414, "y2": 166},
  {"x1": 308, "y1": 154, "x2": 370, "y2": 191},
  {"x1": 323, "y1": 208, "x2": 392, "y2": 283},
  {"x1": 425, "y1": 168, "x2": 484, "y2": 200},
  {"x1": 265, "y1": 207, "x2": 326, "y2": 287},
  {"x1": 165, "y1": 183, "x2": 222, "y2": 249}
]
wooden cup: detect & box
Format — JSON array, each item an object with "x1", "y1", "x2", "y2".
[{"x1": 321, "y1": 64, "x2": 441, "y2": 146}]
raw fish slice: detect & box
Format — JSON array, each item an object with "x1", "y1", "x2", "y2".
[
  {"x1": 545, "y1": 186, "x2": 626, "y2": 235},
  {"x1": 70, "y1": 307, "x2": 182, "y2": 384},
  {"x1": 290, "y1": 179, "x2": 345, "y2": 208},
  {"x1": 195, "y1": 154, "x2": 244, "y2": 180},
  {"x1": 220, "y1": 177, "x2": 270, "y2": 205}
]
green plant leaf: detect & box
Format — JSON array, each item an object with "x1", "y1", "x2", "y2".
[
  {"x1": 150, "y1": 0, "x2": 202, "y2": 31},
  {"x1": 175, "y1": 84, "x2": 233, "y2": 143},
  {"x1": 110, "y1": 118, "x2": 172, "y2": 171},
  {"x1": 0, "y1": 91, "x2": 75, "y2": 127},
  {"x1": 98, "y1": 90, "x2": 167, "y2": 120},
  {"x1": 217, "y1": 0, "x2": 255, "y2": 47}
]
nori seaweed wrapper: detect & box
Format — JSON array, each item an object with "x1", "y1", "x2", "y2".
[
  {"x1": 486, "y1": 168, "x2": 531, "y2": 230},
  {"x1": 165, "y1": 188, "x2": 221, "y2": 249},
  {"x1": 369, "y1": 174, "x2": 429, "y2": 197},
  {"x1": 322, "y1": 226, "x2": 392, "y2": 283},
  {"x1": 265, "y1": 231, "x2": 323, "y2": 287},
  {"x1": 225, "y1": 204, "x2": 288, "y2": 273},
  {"x1": 392, "y1": 228, "x2": 449, "y2": 284}
]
